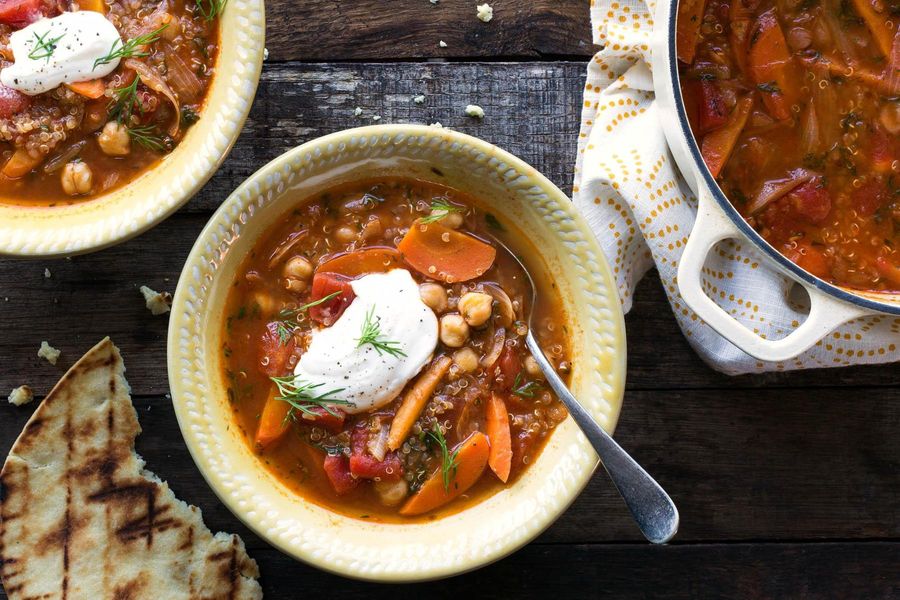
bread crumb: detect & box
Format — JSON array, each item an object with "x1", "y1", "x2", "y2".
[
  {"x1": 465, "y1": 104, "x2": 485, "y2": 118},
  {"x1": 140, "y1": 286, "x2": 172, "y2": 316},
  {"x1": 439, "y1": 40, "x2": 448, "y2": 48},
  {"x1": 7, "y1": 385, "x2": 34, "y2": 406},
  {"x1": 263, "y1": 47, "x2": 269, "y2": 61},
  {"x1": 476, "y1": 3, "x2": 493, "y2": 22},
  {"x1": 43, "y1": 268, "x2": 51, "y2": 278},
  {"x1": 413, "y1": 95, "x2": 426, "y2": 104},
  {"x1": 38, "y1": 341, "x2": 61, "y2": 365}
]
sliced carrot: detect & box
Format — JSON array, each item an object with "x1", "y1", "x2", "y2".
[
  {"x1": 485, "y1": 393, "x2": 512, "y2": 483},
  {"x1": 318, "y1": 247, "x2": 404, "y2": 277},
  {"x1": 701, "y1": 95, "x2": 753, "y2": 178},
  {"x1": 748, "y1": 9, "x2": 799, "y2": 120},
  {"x1": 65, "y1": 79, "x2": 106, "y2": 99},
  {"x1": 851, "y1": 0, "x2": 893, "y2": 57},
  {"x1": 79, "y1": 0, "x2": 106, "y2": 12},
  {"x1": 399, "y1": 432, "x2": 490, "y2": 516},
  {"x1": 1, "y1": 149, "x2": 40, "y2": 179},
  {"x1": 388, "y1": 355, "x2": 452, "y2": 450},
  {"x1": 676, "y1": 0, "x2": 707, "y2": 64},
  {"x1": 398, "y1": 221, "x2": 496, "y2": 283},
  {"x1": 254, "y1": 387, "x2": 291, "y2": 449}
]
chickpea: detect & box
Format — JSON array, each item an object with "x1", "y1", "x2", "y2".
[
  {"x1": 335, "y1": 225, "x2": 357, "y2": 244},
  {"x1": 440, "y1": 314, "x2": 470, "y2": 347},
  {"x1": 284, "y1": 255, "x2": 313, "y2": 280},
  {"x1": 458, "y1": 292, "x2": 493, "y2": 327},
  {"x1": 251, "y1": 291, "x2": 276, "y2": 315},
  {"x1": 60, "y1": 161, "x2": 92, "y2": 196},
  {"x1": 524, "y1": 355, "x2": 544, "y2": 379},
  {"x1": 374, "y1": 479, "x2": 408, "y2": 506},
  {"x1": 429, "y1": 209, "x2": 463, "y2": 229},
  {"x1": 97, "y1": 121, "x2": 131, "y2": 156},
  {"x1": 285, "y1": 278, "x2": 307, "y2": 294},
  {"x1": 419, "y1": 283, "x2": 448, "y2": 313},
  {"x1": 453, "y1": 347, "x2": 479, "y2": 373}
]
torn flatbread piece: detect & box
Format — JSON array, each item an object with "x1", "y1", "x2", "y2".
[{"x1": 0, "y1": 338, "x2": 263, "y2": 599}]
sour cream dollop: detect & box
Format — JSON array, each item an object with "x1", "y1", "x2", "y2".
[
  {"x1": 293, "y1": 269, "x2": 439, "y2": 414},
  {"x1": 1, "y1": 12, "x2": 122, "y2": 96}
]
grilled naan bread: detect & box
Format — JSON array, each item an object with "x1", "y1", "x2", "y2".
[{"x1": 0, "y1": 338, "x2": 263, "y2": 599}]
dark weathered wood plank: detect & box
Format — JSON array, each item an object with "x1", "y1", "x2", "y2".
[
  {"x1": 184, "y1": 61, "x2": 587, "y2": 212},
  {"x1": 1, "y1": 386, "x2": 898, "y2": 544},
  {"x1": 263, "y1": 1, "x2": 593, "y2": 61}
]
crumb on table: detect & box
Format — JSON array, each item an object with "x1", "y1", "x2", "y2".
[
  {"x1": 37, "y1": 342, "x2": 61, "y2": 365},
  {"x1": 476, "y1": 3, "x2": 493, "y2": 22},
  {"x1": 140, "y1": 286, "x2": 172, "y2": 316},
  {"x1": 465, "y1": 104, "x2": 485, "y2": 118},
  {"x1": 7, "y1": 385, "x2": 34, "y2": 406}
]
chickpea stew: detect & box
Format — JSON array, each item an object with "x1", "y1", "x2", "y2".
[
  {"x1": 0, "y1": 0, "x2": 221, "y2": 205},
  {"x1": 677, "y1": 0, "x2": 900, "y2": 291},
  {"x1": 221, "y1": 178, "x2": 572, "y2": 522}
]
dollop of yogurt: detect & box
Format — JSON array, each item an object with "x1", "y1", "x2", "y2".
[
  {"x1": 294, "y1": 269, "x2": 439, "y2": 414},
  {"x1": 1, "y1": 12, "x2": 122, "y2": 96}
]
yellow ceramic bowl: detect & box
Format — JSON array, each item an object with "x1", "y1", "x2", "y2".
[
  {"x1": 167, "y1": 125, "x2": 626, "y2": 581},
  {"x1": 0, "y1": 3, "x2": 266, "y2": 258}
]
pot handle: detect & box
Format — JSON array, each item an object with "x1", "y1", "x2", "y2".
[{"x1": 677, "y1": 187, "x2": 870, "y2": 362}]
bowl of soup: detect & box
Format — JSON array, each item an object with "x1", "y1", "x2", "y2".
[
  {"x1": 0, "y1": 0, "x2": 265, "y2": 257},
  {"x1": 651, "y1": 0, "x2": 900, "y2": 361},
  {"x1": 168, "y1": 125, "x2": 626, "y2": 580}
]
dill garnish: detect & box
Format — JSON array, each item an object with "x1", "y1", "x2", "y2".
[
  {"x1": 108, "y1": 77, "x2": 142, "y2": 123},
  {"x1": 420, "y1": 198, "x2": 464, "y2": 224},
  {"x1": 426, "y1": 425, "x2": 460, "y2": 492},
  {"x1": 28, "y1": 30, "x2": 65, "y2": 63},
  {"x1": 93, "y1": 25, "x2": 168, "y2": 70},
  {"x1": 195, "y1": 0, "x2": 227, "y2": 20},
  {"x1": 270, "y1": 376, "x2": 350, "y2": 424},
  {"x1": 511, "y1": 372, "x2": 541, "y2": 398},
  {"x1": 274, "y1": 290, "x2": 343, "y2": 346},
  {"x1": 355, "y1": 306, "x2": 407, "y2": 358},
  {"x1": 127, "y1": 125, "x2": 168, "y2": 152}
]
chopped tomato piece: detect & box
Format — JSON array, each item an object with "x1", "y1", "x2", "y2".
[
  {"x1": 318, "y1": 247, "x2": 404, "y2": 277},
  {"x1": 322, "y1": 455, "x2": 359, "y2": 495},
  {"x1": 701, "y1": 95, "x2": 753, "y2": 178},
  {"x1": 308, "y1": 272, "x2": 355, "y2": 326},
  {"x1": 349, "y1": 423, "x2": 403, "y2": 480},
  {"x1": 695, "y1": 81, "x2": 730, "y2": 134},
  {"x1": 851, "y1": 181, "x2": 888, "y2": 218},
  {"x1": 748, "y1": 8, "x2": 799, "y2": 120},
  {"x1": 0, "y1": 0, "x2": 42, "y2": 27},
  {"x1": 0, "y1": 84, "x2": 30, "y2": 119},
  {"x1": 497, "y1": 345, "x2": 522, "y2": 388},
  {"x1": 398, "y1": 221, "x2": 496, "y2": 282},
  {"x1": 787, "y1": 179, "x2": 831, "y2": 225},
  {"x1": 258, "y1": 321, "x2": 296, "y2": 377},
  {"x1": 869, "y1": 127, "x2": 896, "y2": 174},
  {"x1": 296, "y1": 406, "x2": 346, "y2": 434},
  {"x1": 875, "y1": 256, "x2": 900, "y2": 288}
]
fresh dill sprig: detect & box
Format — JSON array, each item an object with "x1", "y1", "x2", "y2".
[
  {"x1": 93, "y1": 25, "x2": 168, "y2": 70},
  {"x1": 127, "y1": 125, "x2": 168, "y2": 152},
  {"x1": 511, "y1": 372, "x2": 541, "y2": 398},
  {"x1": 108, "y1": 76, "x2": 141, "y2": 123},
  {"x1": 420, "y1": 198, "x2": 464, "y2": 225},
  {"x1": 277, "y1": 291, "x2": 343, "y2": 320},
  {"x1": 28, "y1": 30, "x2": 65, "y2": 63},
  {"x1": 355, "y1": 305, "x2": 407, "y2": 358},
  {"x1": 426, "y1": 425, "x2": 460, "y2": 492},
  {"x1": 275, "y1": 321, "x2": 295, "y2": 345},
  {"x1": 270, "y1": 376, "x2": 350, "y2": 424},
  {"x1": 195, "y1": 0, "x2": 227, "y2": 20}
]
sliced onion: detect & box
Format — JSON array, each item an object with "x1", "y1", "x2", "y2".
[
  {"x1": 268, "y1": 230, "x2": 308, "y2": 267},
  {"x1": 367, "y1": 423, "x2": 390, "y2": 462},
  {"x1": 482, "y1": 283, "x2": 515, "y2": 328},
  {"x1": 799, "y1": 103, "x2": 820, "y2": 156},
  {"x1": 43, "y1": 140, "x2": 87, "y2": 174},
  {"x1": 745, "y1": 169, "x2": 817, "y2": 215},
  {"x1": 164, "y1": 44, "x2": 203, "y2": 103},
  {"x1": 125, "y1": 58, "x2": 181, "y2": 137},
  {"x1": 480, "y1": 327, "x2": 506, "y2": 368}
]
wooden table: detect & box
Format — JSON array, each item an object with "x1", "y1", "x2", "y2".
[{"x1": 2, "y1": 2, "x2": 899, "y2": 597}]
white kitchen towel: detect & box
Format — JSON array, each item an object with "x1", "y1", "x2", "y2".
[{"x1": 573, "y1": 0, "x2": 899, "y2": 374}]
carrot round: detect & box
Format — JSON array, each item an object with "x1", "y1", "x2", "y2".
[
  {"x1": 748, "y1": 9, "x2": 799, "y2": 120},
  {"x1": 398, "y1": 221, "x2": 496, "y2": 282},
  {"x1": 399, "y1": 432, "x2": 490, "y2": 516},
  {"x1": 255, "y1": 388, "x2": 291, "y2": 449},
  {"x1": 388, "y1": 355, "x2": 452, "y2": 450},
  {"x1": 318, "y1": 247, "x2": 404, "y2": 277},
  {"x1": 65, "y1": 79, "x2": 106, "y2": 99},
  {"x1": 486, "y1": 393, "x2": 512, "y2": 483},
  {"x1": 1, "y1": 149, "x2": 41, "y2": 179}
]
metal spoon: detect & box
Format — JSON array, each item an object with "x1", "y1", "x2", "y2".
[{"x1": 490, "y1": 234, "x2": 680, "y2": 544}]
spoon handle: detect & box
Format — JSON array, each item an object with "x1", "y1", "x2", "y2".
[{"x1": 525, "y1": 333, "x2": 679, "y2": 544}]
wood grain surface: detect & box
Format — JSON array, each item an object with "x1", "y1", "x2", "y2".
[{"x1": 1, "y1": 2, "x2": 899, "y2": 598}]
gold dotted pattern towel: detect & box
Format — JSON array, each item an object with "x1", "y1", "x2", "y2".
[{"x1": 573, "y1": 0, "x2": 899, "y2": 373}]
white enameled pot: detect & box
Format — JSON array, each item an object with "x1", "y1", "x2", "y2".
[{"x1": 650, "y1": 0, "x2": 900, "y2": 362}]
